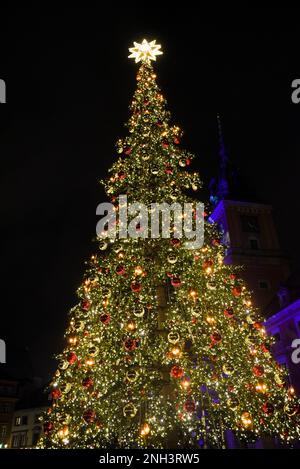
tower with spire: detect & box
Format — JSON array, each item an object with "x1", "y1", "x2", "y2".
[{"x1": 209, "y1": 116, "x2": 290, "y2": 315}]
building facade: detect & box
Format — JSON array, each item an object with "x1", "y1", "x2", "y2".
[
  {"x1": 0, "y1": 375, "x2": 18, "y2": 448},
  {"x1": 10, "y1": 405, "x2": 47, "y2": 448}
]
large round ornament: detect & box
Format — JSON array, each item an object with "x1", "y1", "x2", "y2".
[
  {"x1": 232, "y1": 286, "x2": 242, "y2": 297},
  {"x1": 252, "y1": 365, "x2": 264, "y2": 377},
  {"x1": 171, "y1": 277, "x2": 182, "y2": 288},
  {"x1": 227, "y1": 397, "x2": 240, "y2": 410},
  {"x1": 170, "y1": 365, "x2": 184, "y2": 379},
  {"x1": 60, "y1": 383, "x2": 72, "y2": 394},
  {"x1": 133, "y1": 306, "x2": 145, "y2": 318},
  {"x1": 284, "y1": 401, "x2": 299, "y2": 416},
  {"x1": 88, "y1": 345, "x2": 99, "y2": 357},
  {"x1": 99, "y1": 240, "x2": 108, "y2": 251},
  {"x1": 51, "y1": 388, "x2": 62, "y2": 400},
  {"x1": 211, "y1": 332, "x2": 222, "y2": 344},
  {"x1": 67, "y1": 352, "x2": 77, "y2": 365},
  {"x1": 116, "y1": 265, "x2": 126, "y2": 276},
  {"x1": 73, "y1": 320, "x2": 85, "y2": 331},
  {"x1": 82, "y1": 377, "x2": 93, "y2": 388},
  {"x1": 126, "y1": 369, "x2": 139, "y2": 383},
  {"x1": 81, "y1": 300, "x2": 91, "y2": 311},
  {"x1": 224, "y1": 308, "x2": 234, "y2": 318},
  {"x1": 124, "y1": 338, "x2": 137, "y2": 352},
  {"x1": 222, "y1": 364, "x2": 234, "y2": 376},
  {"x1": 207, "y1": 281, "x2": 217, "y2": 290},
  {"x1": 168, "y1": 331, "x2": 180, "y2": 344},
  {"x1": 262, "y1": 402, "x2": 274, "y2": 416},
  {"x1": 83, "y1": 409, "x2": 96, "y2": 423},
  {"x1": 100, "y1": 313, "x2": 111, "y2": 325},
  {"x1": 43, "y1": 421, "x2": 54, "y2": 435},
  {"x1": 241, "y1": 411, "x2": 253, "y2": 429},
  {"x1": 123, "y1": 403, "x2": 137, "y2": 418},
  {"x1": 131, "y1": 282, "x2": 142, "y2": 293},
  {"x1": 167, "y1": 253, "x2": 178, "y2": 264},
  {"x1": 184, "y1": 400, "x2": 196, "y2": 413},
  {"x1": 58, "y1": 360, "x2": 69, "y2": 370}
]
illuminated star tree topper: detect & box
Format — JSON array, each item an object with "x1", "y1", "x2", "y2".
[{"x1": 128, "y1": 39, "x2": 163, "y2": 63}]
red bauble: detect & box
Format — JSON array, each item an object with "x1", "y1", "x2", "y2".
[
  {"x1": 230, "y1": 274, "x2": 237, "y2": 280},
  {"x1": 224, "y1": 308, "x2": 234, "y2": 318},
  {"x1": 100, "y1": 313, "x2": 111, "y2": 325},
  {"x1": 262, "y1": 402, "x2": 274, "y2": 416},
  {"x1": 131, "y1": 282, "x2": 142, "y2": 293},
  {"x1": 174, "y1": 137, "x2": 180, "y2": 145},
  {"x1": 83, "y1": 409, "x2": 96, "y2": 423},
  {"x1": 186, "y1": 158, "x2": 191, "y2": 166},
  {"x1": 171, "y1": 277, "x2": 182, "y2": 288},
  {"x1": 51, "y1": 388, "x2": 62, "y2": 400},
  {"x1": 232, "y1": 286, "x2": 242, "y2": 297},
  {"x1": 82, "y1": 377, "x2": 93, "y2": 388},
  {"x1": 202, "y1": 260, "x2": 213, "y2": 270},
  {"x1": 81, "y1": 300, "x2": 91, "y2": 311},
  {"x1": 260, "y1": 344, "x2": 270, "y2": 353},
  {"x1": 124, "y1": 338, "x2": 137, "y2": 352},
  {"x1": 211, "y1": 332, "x2": 222, "y2": 344},
  {"x1": 171, "y1": 238, "x2": 181, "y2": 247},
  {"x1": 123, "y1": 146, "x2": 132, "y2": 155},
  {"x1": 252, "y1": 365, "x2": 264, "y2": 377},
  {"x1": 118, "y1": 171, "x2": 126, "y2": 180},
  {"x1": 184, "y1": 400, "x2": 196, "y2": 413},
  {"x1": 156, "y1": 120, "x2": 163, "y2": 127},
  {"x1": 43, "y1": 422, "x2": 54, "y2": 434},
  {"x1": 253, "y1": 322, "x2": 263, "y2": 330},
  {"x1": 165, "y1": 165, "x2": 173, "y2": 174},
  {"x1": 170, "y1": 365, "x2": 184, "y2": 379},
  {"x1": 212, "y1": 239, "x2": 220, "y2": 246},
  {"x1": 68, "y1": 352, "x2": 77, "y2": 364},
  {"x1": 116, "y1": 265, "x2": 126, "y2": 275},
  {"x1": 162, "y1": 139, "x2": 169, "y2": 149}
]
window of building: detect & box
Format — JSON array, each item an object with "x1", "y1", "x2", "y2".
[
  {"x1": 21, "y1": 416, "x2": 28, "y2": 426},
  {"x1": 241, "y1": 215, "x2": 260, "y2": 233},
  {"x1": 0, "y1": 426, "x2": 7, "y2": 438},
  {"x1": 12, "y1": 434, "x2": 20, "y2": 448},
  {"x1": 0, "y1": 403, "x2": 11, "y2": 413},
  {"x1": 15, "y1": 417, "x2": 21, "y2": 426},
  {"x1": 12, "y1": 432, "x2": 27, "y2": 448},
  {"x1": 259, "y1": 280, "x2": 269, "y2": 290},
  {"x1": 249, "y1": 238, "x2": 259, "y2": 250}
]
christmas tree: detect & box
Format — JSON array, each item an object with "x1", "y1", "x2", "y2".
[{"x1": 39, "y1": 40, "x2": 300, "y2": 449}]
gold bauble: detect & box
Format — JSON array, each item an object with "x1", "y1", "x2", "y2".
[{"x1": 168, "y1": 331, "x2": 180, "y2": 344}]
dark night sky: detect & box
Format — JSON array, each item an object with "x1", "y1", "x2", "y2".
[{"x1": 0, "y1": 7, "x2": 300, "y2": 383}]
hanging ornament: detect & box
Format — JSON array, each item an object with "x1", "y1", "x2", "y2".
[
  {"x1": 116, "y1": 265, "x2": 126, "y2": 275},
  {"x1": 170, "y1": 365, "x2": 184, "y2": 378},
  {"x1": 183, "y1": 400, "x2": 196, "y2": 413},
  {"x1": 100, "y1": 313, "x2": 111, "y2": 325},
  {"x1": 67, "y1": 352, "x2": 77, "y2": 365},
  {"x1": 224, "y1": 308, "x2": 234, "y2": 318},
  {"x1": 83, "y1": 409, "x2": 96, "y2": 423},
  {"x1": 167, "y1": 253, "x2": 178, "y2": 264},
  {"x1": 58, "y1": 360, "x2": 69, "y2": 370},
  {"x1": 73, "y1": 320, "x2": 85, "y2": 331},
  {"x1": 126, "y1": 369, "x2": 139, "y2": 383},
  {"x1": 57, "y1": 425, "x2": 69, "y2": 439},
  {"x1": 82, "y1": 377, "x2": 93, "y2": 388},
  {"x1": 173, "y1": 137, "x2": 180, "y2": 145},
  {"x1": 162, "y1": 139, "x2": 169, "y2": 149},
  {"x1": 133, "y1": 305, "x2": 145, "y2": 318},
  {"x1": 232, "y1": 286, "x2": 242, "y2": 297},
  {"x1": 88, "y1": 345, "x2": 99, "y2": 356},
  {"x1": 131, "y1": 282, "x2": 142, "y2": 293},
  {"x1": 165, "y1": 164, "x2": 173, "y2": 174},
  {"x1": 99, "y1": 240, "x2": 108, "y2": 251},
  {"x1": 123, "y1": 146, "x2": 132, "y2": 155},
  {"x1": 207, "y1": 281, "x2": 217, "y2": 290},
  {"x1": 151, "y1": 165, "x2": 159, "y2": 175},
  {"x1": 123, "y1": 403, "x2": 137, "y2": 418},
  {"x1": 284, "y1": 401, "x2": 299, "y2": 416},
  {"x1": 43, "y1": 421, "x2": 54, "y2": 435},
  {"x1": 51, "y1": 388, "x2": 62, "y2": 400},
  {"x1": 81, "y1": 300, "x2": 91, "y2": 312},
  {"x1": 60, "y1": 383, "x2": 72, "y2": 394},
  {"x1": 252, "y1": 365, "x2": 264, "y2": 377},
  {"x1": 171, "y1": 277, "x2": 182, "y2": 288},
  {"x1": 168, "y1": 331, "x2": 180, "y2": 344},
  {"x1": 262, "y1": 402, "x2": 274, "y2": 416},
  {"x1": 227, "y1": 397, "x2": 240, "y2": 410},
  {"x1": 124, "y1": 338, "x2": 137, "y2": 351},
  {"x1": 222, "y1": 364, "x2": 234, "y2": 375},
  {"x1": 171, "y1": 238, "x2": 181, "y2": 247},
  {"x1": 210, "y1": 332, "x2": 222, "y2": 344}
]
